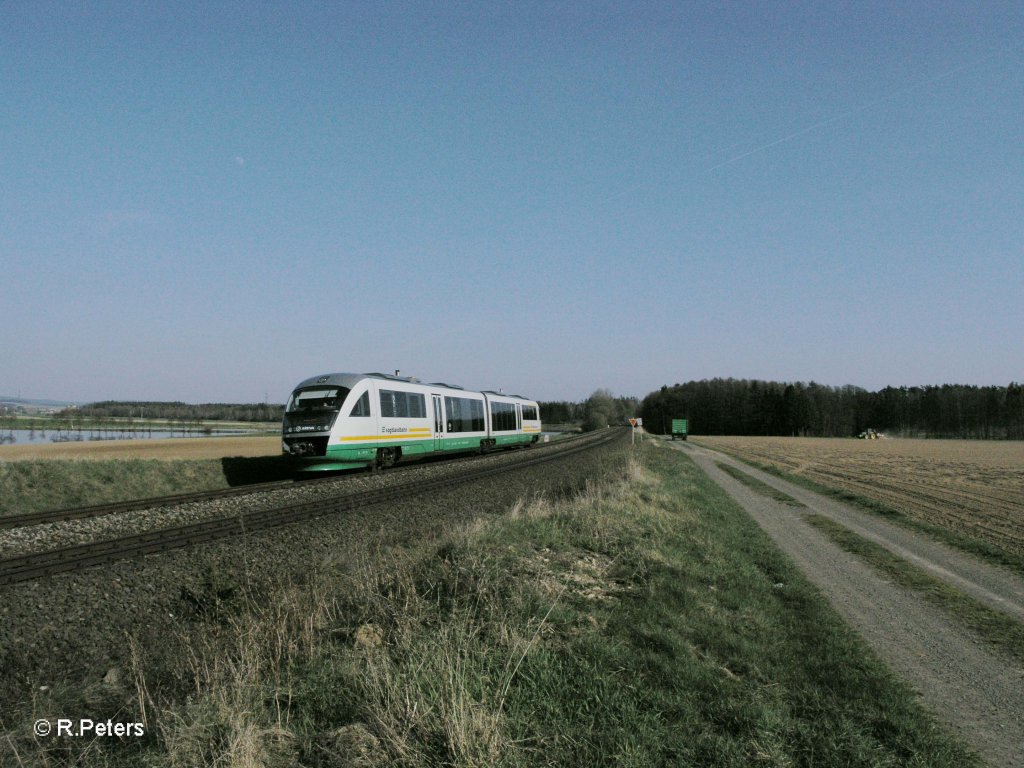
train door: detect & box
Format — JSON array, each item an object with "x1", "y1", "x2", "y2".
[
  {"x1": 516, "y1": 403, "x2": 522, "y2": 432},
  {"x1": 432, "y1": 395, "x2": 444, "y2": 452}
]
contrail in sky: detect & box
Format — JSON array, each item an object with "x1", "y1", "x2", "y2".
[
  {"x1": 593, "y1": 47, "x2": 1016, "y2": 207},
  {"x1": 705, "y1": 47, "x2": 1015, "y2": 172}
]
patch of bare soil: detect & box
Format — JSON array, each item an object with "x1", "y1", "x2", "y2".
[{"x1": 0, "y1": 436, "x2": 280, "y2": 462}]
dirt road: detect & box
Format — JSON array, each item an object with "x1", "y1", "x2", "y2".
[{"x1": 671, "y1": 440, "x2": 1024, "y2": 768}]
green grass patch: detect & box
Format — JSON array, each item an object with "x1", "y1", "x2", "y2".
[
  {"x1": 8, "y1": 445, "x2": 978, "y2": 766},
  {"x1": 714, "y1": 462, "x2": 806, "y2": 507},
  {"x1": 716, "y1": 453, "x2": 1024, "y2": 579},
  {"x1": 0, "y1": 456, "x2": 293, "y2": 516},
  {"x1": 805, "y1": 513, "x2": 1024, "y2": 665}
]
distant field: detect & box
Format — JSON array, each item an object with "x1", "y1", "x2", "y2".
[
  {"x1": 692, "y1": 436, "x2": 1024, "y2": 558},
  {"x1": 0, "y1": 435, "x2": 280, "y2": 462}
]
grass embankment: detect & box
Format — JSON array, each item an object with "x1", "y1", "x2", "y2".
[
  {"x1": 10, "y1": 445, "x2": 976, "y2": 766},
  {"x1": 806, "y1": 514, "x2": 1024, "y2": 665},
  {"x1": 0, "y1": 456, "x2": 293, "y2": 516},
  {"x1": 706, "y1": 450, "x2": 1024, "y2": 578}
]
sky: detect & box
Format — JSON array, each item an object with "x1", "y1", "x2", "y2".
[{"x1": 2, "y1": 2, "x2": 1022, "y2": 404}]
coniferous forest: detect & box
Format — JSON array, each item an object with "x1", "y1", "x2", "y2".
[{"x1": 640, "y1": 380, "x2": 1024, "y2": 439}]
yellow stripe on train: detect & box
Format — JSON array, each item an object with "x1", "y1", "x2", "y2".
[{"x1": 339, "y1": 434, "x2": 433, "y2": 442}]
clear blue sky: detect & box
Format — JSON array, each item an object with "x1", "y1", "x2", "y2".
[{"x1": 2, "y1": 2, "x2": 1021, "y2": 403}]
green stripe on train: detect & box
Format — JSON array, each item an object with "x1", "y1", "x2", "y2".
[{"x1": 318, "y1": 434, "x2": 534, "y2": 463}]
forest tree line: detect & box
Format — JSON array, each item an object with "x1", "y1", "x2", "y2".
[
  {"x1": 57, "y1": 401, "x2": 284, "y2": 423},
  {"x1": 640, "y1": 379, "x2": 1024, "y2": 439}
]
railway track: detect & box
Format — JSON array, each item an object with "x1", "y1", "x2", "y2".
[
  {"x1": 0, "y1": 429, "x2": 622, "y2": 586},
  {"x1": 1, "y1": 431, "x2": 593, "y2": 531},
  {"x1": 0, "y1": 479, "x2": 299, "y2": 530}
]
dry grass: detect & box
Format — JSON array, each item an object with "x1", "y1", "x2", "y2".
[
  {"x1": 333, "y1": 552, "x2": 521, "y2": 767},
  {"x1": 157, "y1": 582, "x2": 331, "y2": 768},
  {"x1": 694, "y1": 436, "x2": 1024, "y2": 557},
  {"x1": 129, "y1": 460, "x2": 649, "y2": 767}
]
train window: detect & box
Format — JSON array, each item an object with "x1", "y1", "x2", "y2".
[
  {"x1": 444, "y1": 397, "x2": 459, "y2": 431},
  {"x1": 380, "y1": 389, "x2": 427, "y2": 419},
  {"x1": 287, "y1": 387, "x2": 349, "y2": 413},
  {"x1": 490, "y1": 401, "x2": 517, "y2": 431},
  {"x1": 469, "y1": 399, "x2": 484, "y2": 431},
  {"x1": 380, "y1": 390, "x2": 398, "y2": 418},
  {"x1": 348, "y1": 391, "x2": 370, "y2": 417},
  {"x1": 409, "y1": 393, "x2": 426, "y2": 418},
  {"x1": 521, "y1": 404, "x2": 538, "y2": 421},
  {"x1": 445, "y1": 397, "x2": 485, "y2": 432}
]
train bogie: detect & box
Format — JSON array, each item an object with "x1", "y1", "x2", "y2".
[{"x1": 282, "y1": 373, "x2": 541, "y2": 472}]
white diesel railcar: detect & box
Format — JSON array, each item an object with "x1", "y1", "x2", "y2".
[{"x1": 282, "y1": 372, "x2": 542, "y2": 471}]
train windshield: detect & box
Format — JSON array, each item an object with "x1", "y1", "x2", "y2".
[{"x1": 285, "y1": 387, "x2": 350, "y2": 414}]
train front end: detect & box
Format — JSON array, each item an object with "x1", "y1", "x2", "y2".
[{"x1": 281, "y1": 373, "x2": 371, "y2": 472}]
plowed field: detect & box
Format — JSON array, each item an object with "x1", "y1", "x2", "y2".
[{"x1": 691, "y1": 436, "x2": 1024, "y2": 557}]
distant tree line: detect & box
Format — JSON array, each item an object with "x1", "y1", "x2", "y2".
[
  {"x1": 57, "y1": 401, "x2": 284, "y2": 423},
  {"x1": 640, "y1": 379, "x2": 1024, "y2": 439},
  {"x1": 540, "y1": 391, "x2": 640, "y2": 431},
  {"x1": 539, "y1": 401, "x2": 583, "y2": 424}
]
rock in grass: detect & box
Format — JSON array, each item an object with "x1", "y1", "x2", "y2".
[{"x1": 313, "y1": 723, "x2": 385, "y2": 768}]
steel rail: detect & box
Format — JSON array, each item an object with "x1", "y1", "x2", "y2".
[{"x1": 0, "y1": 429, "x2": 624, "y2": 585}]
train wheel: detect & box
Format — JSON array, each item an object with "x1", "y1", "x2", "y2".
[{"x1": 376, "y1": 447, "x2": 398, "y2": 469}]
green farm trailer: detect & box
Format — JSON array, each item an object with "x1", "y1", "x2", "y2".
[{"x1": 671, "y1": 419, "x2": 688, "y2": 440}]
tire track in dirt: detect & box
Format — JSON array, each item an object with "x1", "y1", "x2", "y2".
[{"x1": 672, "y1": 440, "x2": 1024, "y2": 768}]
